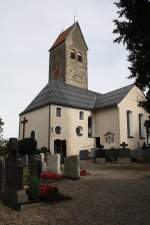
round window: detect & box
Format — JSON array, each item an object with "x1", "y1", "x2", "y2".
[
  {"x1": 76, "y1": 126, "x2": 83, "y2": 137},
  {"x1": 55, "y1": 126, "x2": 62, "y2": 134}
]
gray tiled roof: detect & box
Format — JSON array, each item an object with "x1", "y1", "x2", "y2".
[
  {"x1": 20, "y1": 81, "x2": 134, "y2": 115},
  {"x1": 95, "y1": 84, "x2": 134, "y2": 109},
  {"x1": 20, "y1": 81, "x2": 99, "y2": 114}
]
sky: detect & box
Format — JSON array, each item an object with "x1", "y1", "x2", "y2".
[{"x1": 0, "y1": 0, "x2": 132, "y2": 139}]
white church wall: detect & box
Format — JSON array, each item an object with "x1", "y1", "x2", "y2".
[
  {"x1": 94, "y1": 107, "x2": 120, "y2": 149},
  {"x1": 19, "y1": 106, "x2": 49, "y2": 149},
  {"x1": 118, "y1": 86, "x2": 149, "y2": 149},
  {"x1": 50, "y1": 104, "x2": 94, "y2": 155}
]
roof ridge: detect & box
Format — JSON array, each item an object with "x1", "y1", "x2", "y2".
[
  {"x1": 102, "y1": 83, "x2": 134, "y2": 96},
  {"x1": 49, "y1": 23, "x2": 76, "y2": 51}
]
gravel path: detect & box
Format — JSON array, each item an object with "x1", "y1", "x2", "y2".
[{"x1": 0, "y1": 161, "x2": 150, "y2": 225}]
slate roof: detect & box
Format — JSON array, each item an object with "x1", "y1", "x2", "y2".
[
  {"x1": 20, "y1": 81, "x2": 134, "y2": 115},
  {"x1": 95, "y1": 84, "x2": 134, "y2": 109}
]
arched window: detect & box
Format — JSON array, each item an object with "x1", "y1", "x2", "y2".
[
  {"x1": 77, "y1": 52, "x2": 82, "y2": 62},
  {"x1": 139, "y1": 113, "x2": 145, "y2": 138},
  {"x1": 30, "y1": 130, "x2": 35, "y2": 139},
  {"x1": 127, "y1": 110, "x2": 133, "y2": 137},
  {"x1": 88, "y1": 116, "x2": 92, "y2": 137},
  {"x1": 70, "y1": 50, "x2": 76, "y2": 60},
  {"x1": 55, "y1": 126, "x2": 62, "y2": 135}
]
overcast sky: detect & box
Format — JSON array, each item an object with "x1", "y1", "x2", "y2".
[{"x1": 0, "y1": 0, "x2": 132, "y2": 139}]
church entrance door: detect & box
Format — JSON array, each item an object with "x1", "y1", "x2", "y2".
[
  {"x1": 95, "y1": 137, "x2": 100, "y2": 148},
  {"x1": 54, "y1": 139, "x2": 67, "y2": 164}
]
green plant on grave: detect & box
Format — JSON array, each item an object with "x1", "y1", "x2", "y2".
[
  {"x1": 28, "y1": 175, "x2": 40, "y2": 200},
  {"x1": 23, "y1": 167, "x2": 30, "y2": 186}
]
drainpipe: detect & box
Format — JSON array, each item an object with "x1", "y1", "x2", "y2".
[{"x1": 48, "y1": 105, "x2": 51, "y2": 151}]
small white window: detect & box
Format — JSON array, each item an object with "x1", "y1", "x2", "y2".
[
  {"x1": 56, "y1": 107, "x2": 61, "y2": 117},
  {"x1": 79, "y1": 111, "x2": 84, "y2": 120}
]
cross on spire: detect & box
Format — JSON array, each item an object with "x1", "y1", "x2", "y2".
[
  {"x1": 21, "y1": 117, "x2": 28, "y2": 139},
  {"x1": 74, "y1": 14, "x2": 76, "y2": 24}
]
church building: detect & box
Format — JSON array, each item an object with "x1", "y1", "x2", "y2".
[{"x1": 19, "y1": 22, "x2": 149, "y2": 159}]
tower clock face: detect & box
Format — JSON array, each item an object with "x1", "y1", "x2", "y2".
[{"x1": 53, "y1": 65, "x2": 59, "y2": 79}]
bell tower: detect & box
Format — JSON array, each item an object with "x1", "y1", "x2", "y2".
[{"x1": 48, "y1": 22, "x2": 88, "y2": 89}]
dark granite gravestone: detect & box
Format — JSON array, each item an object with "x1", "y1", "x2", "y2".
[
  {"x1": 94, "y1": 149, "x2": 106, "y2": 158},
  {"x1": 80, "y1": 150, "x2": 89, "y2": 160},
  {"x1": 2, "y1": 138, "x2": 29, "y2": 209},
  {"x1": 142, "y1": 148, "x2": 150, "y2": 161},
  {"x1": 18, "y1": 138, "x2": 37, "y2": 156},
  {"x1": 119, "y1": 148, "x2": 130, "y2": 158},
  {"x1": 130, "y1": 148, "x2": 150, "y2": 162},
  {"x1": 90, "y1": 148, "x2": 106, "y2": 163},
  {"x1": 5, "y1": 162, "x2": 28, "y2": 190},
  {"x1": 7, "y1": 138, "x2": 18, "y2": 153},
  {"x1": 105, "y1": 149, "x2": 119, "y2": 162}
]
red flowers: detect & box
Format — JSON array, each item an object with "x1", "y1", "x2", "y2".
[
  {"x1": 80, "y1": 169, "x2": 89, "y2": 176},
  {"x1": 40, "y1": 171, "x2": 63, "y2": 180},
  {"x1": 40, "y1": 184, "x2": 58, "y2": 197}
]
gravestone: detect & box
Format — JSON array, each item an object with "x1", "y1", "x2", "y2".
[
  {"x1": 142, "y1": 148, "x2": 150, "y2": 161},
  {"x1": 0, "y1": 157, "x2": 5, "y2": 197},
  {"x1": 46, "y1": 153, "x2": 61, "y2": 173},
  {"x1": 105, "y1": 149, "x2": 119, "y2": 162},
  {"x1": 120, "y1": 142, "x2": 128, "y2": 149},
  {"x1": 130, "y1": 150, "x2": 137, "y2": 162},
  {"x1": 117, "y1": 148, "x2": 131, "y2": 163},
  {"x1": 29, "y1": 155, "x2": 42, "y2": 177},
  {"x1": 18, "y1": 138, "x2": 37, "y2": 156},
  {"x1": 117, "y1": 157, "x2": 131, "y2": 163},
  {"x1": 3, "y1": 159, "x2": 29, "y2": 209},
  {"x1": 91, "y1": 148, "x2": 106, "y2": 163},
  {"x1": 80, "y1": 150, "x2": 89, "y2": 160},
  {"x1": 2, "y1": 138, "x2": 29, "y2": 209},
  {"x1": 40, "y1": 153, "x2": 46, "y2": 171},
  {"x1": 64, "y1": 155, "x2": 80, "y2": 179},
  {"x1": 7, "y1": 138, "x2": 18, "y2": 153}
]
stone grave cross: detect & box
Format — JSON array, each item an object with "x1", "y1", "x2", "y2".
[
  {"x1": 21, "y1": 117, "x2": 28, "y2": 139},
  {"x1": 120, "y1": 142, "x2": 128, "y2": 149}
]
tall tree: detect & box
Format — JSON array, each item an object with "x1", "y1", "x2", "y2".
[{"x1": 113, "y1": 0, "x2": 150, "y2": 112}]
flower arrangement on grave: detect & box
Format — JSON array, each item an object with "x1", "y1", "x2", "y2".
[
  {"x1": 80, "y1": 169, "x2": 90, "y2": 176},
  {"x1": 40, "y1": 184, "x2": 72, "y2": 202},
  {"x1": 40, "y1": 184, "x2": 58, "y2": 197},
  {"x1": 40, "y1": 171, "x2": 63, "y2": 180}
]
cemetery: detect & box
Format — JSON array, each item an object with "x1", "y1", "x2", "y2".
[
  {"x1": 0, "y1": 147, "x2": 150, "y2": 225},
  {"x1": 80, "y1": 141, "x2": 150, "y2": 163},
  {"x1": 0, "y1": 134, "x2": 150, "y2": 211},
  {"x1": 0, "y1": 137, "x2": 75, "y2": 210}
]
